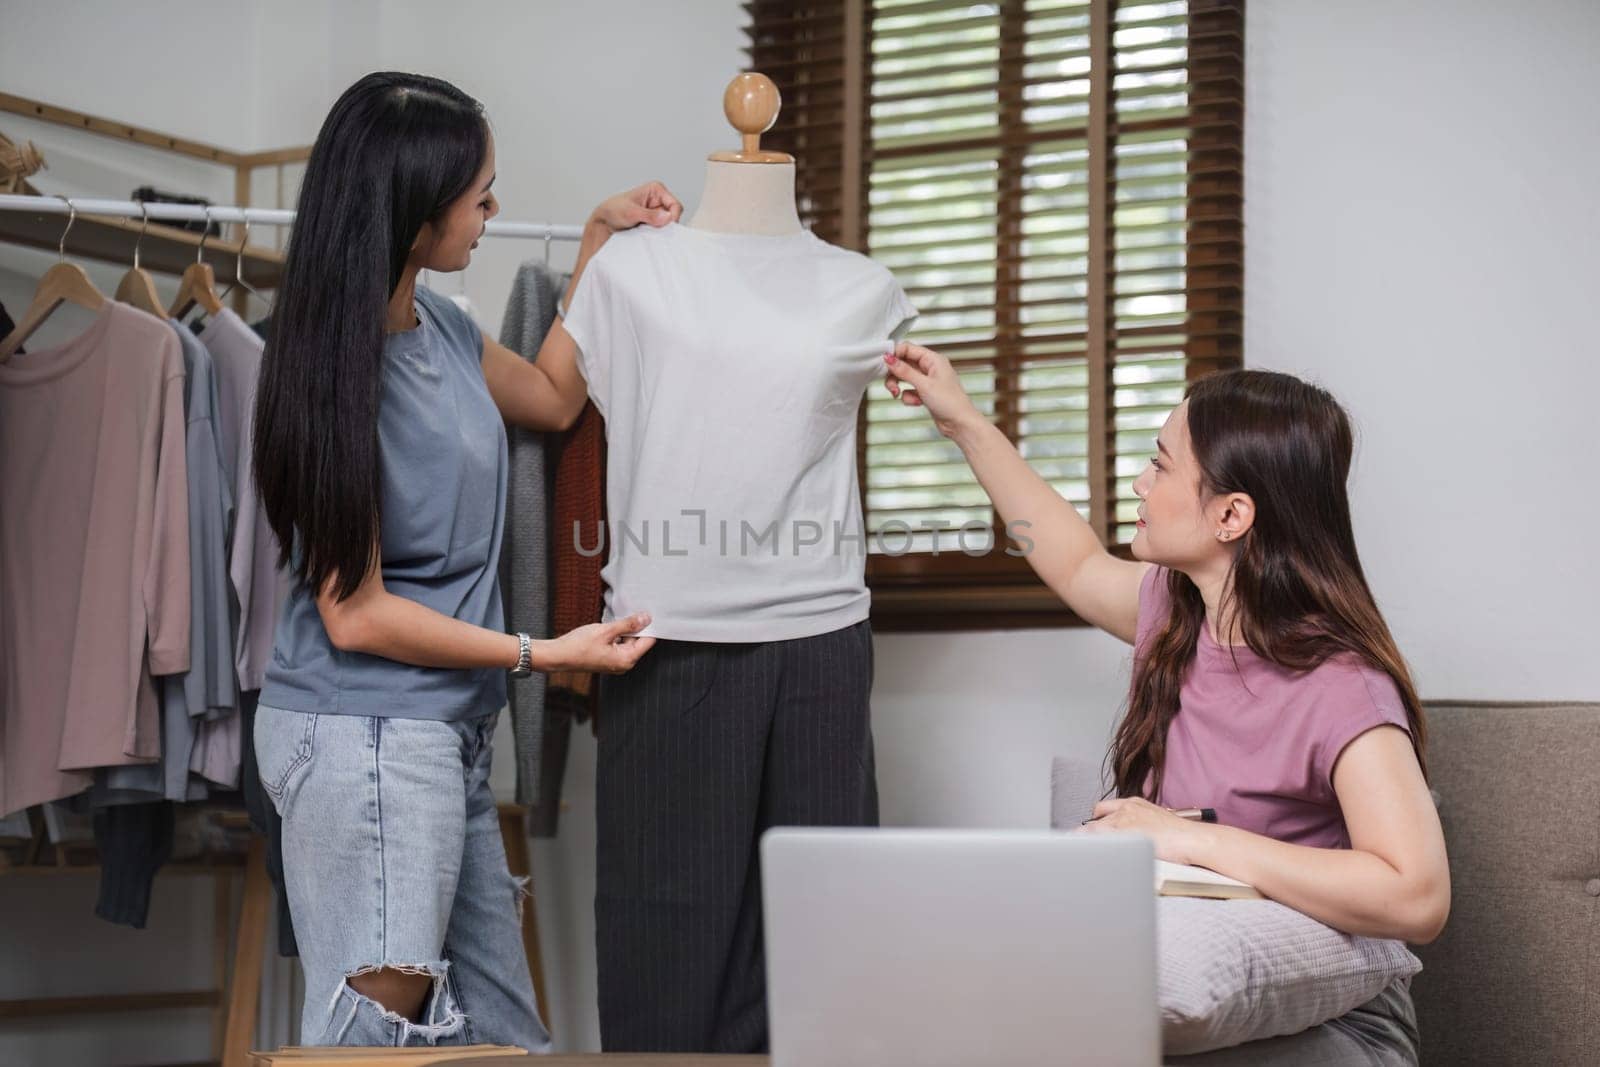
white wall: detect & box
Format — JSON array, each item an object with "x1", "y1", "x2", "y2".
[
  {"x1": 1244, "y1": 0, "x2": 1600, "y2": 701},
  {"x1": 2, "y1": 0, "x2": 1595, "y2": 1061}
]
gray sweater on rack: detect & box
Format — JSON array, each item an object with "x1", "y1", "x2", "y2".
[{"x1": 498, "y1": 260, "x2": 571, "y2": 816}]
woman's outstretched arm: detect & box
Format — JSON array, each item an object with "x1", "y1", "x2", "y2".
[
  {"x1": 883, "y1": 341, "x2": 1149, "y2": 642},
  {"x1": 483, "y1": 181, "x2": 682, "y2": 431}
]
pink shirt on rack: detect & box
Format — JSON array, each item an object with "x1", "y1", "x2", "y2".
[
  {"x1": 0, "y1": 302, "x2": 190, "y2": 815},
  {"x1": 1135, "y1": 566, "x2": 1410, "y2": 849}
]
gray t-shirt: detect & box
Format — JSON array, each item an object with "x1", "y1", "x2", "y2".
[
  {"x1": 260, "y1": 285, "x2": 509, "y2": 721},
  {"x1": 198, "y1": 307, "x2": 287, "y2": 693}
]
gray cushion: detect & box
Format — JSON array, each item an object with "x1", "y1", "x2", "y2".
[
  {"x1": 1410, "y1": 701, "x2": 1600, "y2": 1066},
  {"x1": 1166, "y1": 979, "x2": 1419, "y2": 1066},
  {"x1": 1159, "y1": 897, "x2": 1420, "y2": 1055},
  {"x1": 1050, "y1": 756, "x2": 1421, "y2": 1056}
]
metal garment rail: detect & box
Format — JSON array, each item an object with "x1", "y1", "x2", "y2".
[{"x1": 0, "y1": 193, "x2": 585, "y2": 241}]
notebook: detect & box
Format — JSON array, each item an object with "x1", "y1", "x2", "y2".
[{"x1": 1157, "y1": 859, "x2": 1263, "y2": 900}]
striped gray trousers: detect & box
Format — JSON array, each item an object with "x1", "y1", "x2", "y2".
[{"x1": 595, "y1": 619, "x2": 878, "y2": 1053}]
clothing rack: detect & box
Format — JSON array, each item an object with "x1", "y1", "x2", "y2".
[
  {"x1": 0, "y1": 193, "x2": 586, "y2": 242},
  {"x1": 0, "y1": 192, "x2": 583, "y2": 309}
]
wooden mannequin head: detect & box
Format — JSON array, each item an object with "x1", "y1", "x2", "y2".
[{"x1": 709, "y1": 72, "x2": 795, "y2": 164}]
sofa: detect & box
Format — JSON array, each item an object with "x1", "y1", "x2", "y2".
[{"x1": 1409, "y1": 699, "x2": 1599, "y2": 1065}]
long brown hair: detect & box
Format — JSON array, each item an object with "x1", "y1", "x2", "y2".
[{"x1": 1110, "y1": 370, "x2": 1425, "y2": 800}]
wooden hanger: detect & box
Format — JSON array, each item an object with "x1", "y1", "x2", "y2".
[
  {"x1": 0, "y1": 199, "x2": 108, "y2": 363},
  {"x1": 114, "y1": 202, "x2": 166, "y2": 318},
  {"x1": 217, "y1": 215, "x2": 265, "y2": 315},
  {"x1": 168, "y1": 206, "x2": 224, "y2": 319}
]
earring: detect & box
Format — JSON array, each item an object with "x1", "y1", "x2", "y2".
[{"x1": 1217, "y1": 531, "x2": 1230, "y2": 541}]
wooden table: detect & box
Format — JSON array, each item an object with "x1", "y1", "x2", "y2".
[
  {"x1": 530, "y1": 1060, "x2": 767, "y2": 1066},
  {"x1": 426, "y1": 1058, "x2": 769, "y2": 1066},
  {"x1": 255, "y1": 1049, "x2": 768, "y2": 1066}
]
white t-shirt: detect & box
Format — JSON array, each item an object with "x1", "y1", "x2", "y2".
[{"x1": 561, "y1": 221, "x2": 917, "y2": 643}]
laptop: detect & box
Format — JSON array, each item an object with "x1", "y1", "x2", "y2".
[{"x1": 761, "y1": 828, "x2": 1159, "y2": 1067}]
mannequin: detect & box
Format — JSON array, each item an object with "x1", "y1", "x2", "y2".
[
  {"x1": 686, "y1": 72, "x2": 804, "y2": 237},
  {"x1": 580, "y1": 71, "x2": 911, "y2": 1056}
]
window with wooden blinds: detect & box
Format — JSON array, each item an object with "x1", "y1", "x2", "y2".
[{"x1": 745, "y1": 0, "x2": 1243, "y2": 631}]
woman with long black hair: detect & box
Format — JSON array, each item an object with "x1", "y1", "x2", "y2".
[
  {"x1": 882, "y1": 349, "x2": 1450, "y2": 1059},
  {"x1": 251, "y1": 72, "x2": 677, "y2": 1048}
]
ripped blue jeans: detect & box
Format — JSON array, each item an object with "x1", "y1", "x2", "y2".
[{"x1": 255, "y1": 705, "x2": 552, "y2": 1050}]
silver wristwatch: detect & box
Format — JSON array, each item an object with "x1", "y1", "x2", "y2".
[{"x1": 510, "y1": 632, "x2": 534, "y2": 678}]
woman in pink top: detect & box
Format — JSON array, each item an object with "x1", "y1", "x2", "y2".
[{"x1": 881, "y1": 350, "x2": 1449, "y2": 946}]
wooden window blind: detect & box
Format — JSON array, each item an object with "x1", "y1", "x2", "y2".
[{"x1": 745, "y1": 0, "x2": 1243, "y2": 631}]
